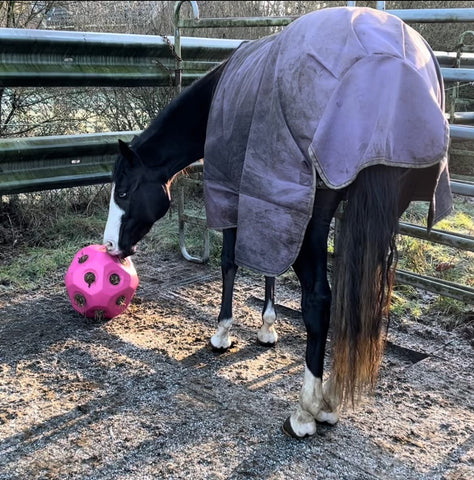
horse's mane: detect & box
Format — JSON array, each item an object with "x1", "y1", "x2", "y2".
[
  {"x1": 124, "y1": 61, "x2": 227, "y2": 178},
  {"x1": 167, "y1": 159, "x2": 203, "y2": 188},
  {"x1": 136, "y1": 61, "x2": 227, "y2": 148}
]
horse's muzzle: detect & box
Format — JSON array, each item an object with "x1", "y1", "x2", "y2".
[
  {"x1": 104, "y1": 241, "x2": 136, "y2": 258},
  {"x1": 120, "y1": 246, "x2": 137, "y2": 258}
]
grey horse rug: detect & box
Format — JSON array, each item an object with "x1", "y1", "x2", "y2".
[{"x1": 204, "y1": 6, "x2": 452, "y2": 276}]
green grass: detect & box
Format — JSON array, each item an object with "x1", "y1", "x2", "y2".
[
  {"x1": 0, "y1": 184, "x2": 223, "y2": 292},
  {"x1": 391, "y1": 286, "x2": 425, "y2": 320},
  {"x1": 0, "y1": 214, "x2": 108, "y2": 291},
  {"x1": 0, "y1": 187, "x2": 111, "y2": 291},
  {"x1": 395, "y1": 196, "x2": 474, "y2": 320},
  {"x1": 399, "y1": 199, "x2": 473, "y2": 283},
  {"x1": 0, "y1": 246, "x2": 75, "y2": 290}
]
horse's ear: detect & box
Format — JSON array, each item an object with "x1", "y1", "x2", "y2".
[{"x1": 118, "y1": 139, "x2": 135, "y2": 166}]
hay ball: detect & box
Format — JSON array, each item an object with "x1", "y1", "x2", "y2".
[{"x1": 65, "y1": 244, "x2": 139, "y2": 320}]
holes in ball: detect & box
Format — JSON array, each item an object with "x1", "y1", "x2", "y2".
[
  {"x1": 74, "y1": 294, "x2": 86, "y2": 307},
  {"x1": 116, "y1": 295, "x2": 126, "y2": 306},
  {"x1": 109, "y1": 273, "x2": 120, "y2": 285},
  {"x1": 84, "y1": 272, "x2": 96, "y2": 287},
  {"x1": 78, "y1": 254, "x2": 89, "y2": 264}
]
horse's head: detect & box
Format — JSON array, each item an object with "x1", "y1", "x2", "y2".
[{"x1": 103, "y1": 139, "x2": 171, "y2": 258}]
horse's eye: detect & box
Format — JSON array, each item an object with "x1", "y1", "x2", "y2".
[{"x1": 118, "y1": 192, "x2": 128, "y2": 199}]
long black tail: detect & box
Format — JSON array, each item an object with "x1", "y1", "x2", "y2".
[{"x1": 330, "y1": 165, "x2": 405, "y2": 405}]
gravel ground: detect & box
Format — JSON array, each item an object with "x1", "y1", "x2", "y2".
[{"x1": 0, "y1": 249, "x2": 473, "y2": 479}]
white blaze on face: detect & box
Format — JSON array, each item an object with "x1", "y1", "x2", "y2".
[{"x1": 103, "y1": 185, "x2": 125, "y2": 255}]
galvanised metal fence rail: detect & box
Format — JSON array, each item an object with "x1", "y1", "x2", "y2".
[
  {"x1": 0, "y1": 1, "x2": 473, "y2": 303},
  {"x1": 0, "y1": 131, "x2": 137, "y2": 194},
  {"x1": 0, "y1": 27, "x2": 242, "y2": 87},
  {"x1": 1, "y1": 126, "x2": 472, "y2": 196}
]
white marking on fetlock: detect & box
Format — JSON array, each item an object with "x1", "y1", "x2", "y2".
[
  {"x1": 299, "y1": 366, "x2": 325, "y2": 418},
  {"x1": 257, "y1": 303, "x2": 278, "y2": 344},
  {"x1": 315, "y1": 409, "x2": 339, "y2": 425},
  {"x1": 296, "y1": 365, "x2": 340, "y2": 425},
  {"x1": 286, "y1": 367, "x2": 342, "y2": 437},
  {"x1": 288, "y1": 405, "x2": 317, "y2": 437},
  {"x1": 321, "y1": 377, "x2": 340, "y2": 424},
  {"x1": 210, "y1": 318, "x2": 233, "y2": 349}
]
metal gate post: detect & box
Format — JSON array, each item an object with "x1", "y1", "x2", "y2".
[
  {"x1": 174, "y1": 1, "x2": 210, "y2": 263},
  {"x1": 176, "y1": 163, "x2": 210, "y2": 264}
]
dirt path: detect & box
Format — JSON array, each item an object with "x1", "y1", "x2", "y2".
[{"x1": 0, "y1": 249, "x2": 473, "y2": 479}]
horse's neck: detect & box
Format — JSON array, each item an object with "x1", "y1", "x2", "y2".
[{"x1": 136, "y1": 66, "x2": 223, "y2": 180}]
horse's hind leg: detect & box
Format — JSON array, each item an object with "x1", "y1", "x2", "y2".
[
  {"x1": 257, "y1": 276, "x2": 278, "y2": 346},
  {"x1": 211, "y1": 228, "x2": 238, "y2": 351},
  {"x1": 283, "y1": 188, "x2": 343, "y2": 438}
]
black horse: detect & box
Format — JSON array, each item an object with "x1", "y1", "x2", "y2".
[{"x1": 103, "y1": 7, "x2": 451, "y2": 438}]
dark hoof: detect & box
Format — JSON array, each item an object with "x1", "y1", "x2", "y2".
[
  {"x1": 281, "y1": 417, "x2": 314, "y2": 440},
  {"x1": 256, "y1": 338, "x2": 276, "y2": 348},
  {"x1": 209, "y1": 340, "x2": 236, "y2": 353},
  {"x1": 316, "y1": 418, "x2": 337, "y2": 426}
]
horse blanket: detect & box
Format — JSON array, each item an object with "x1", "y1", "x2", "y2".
[{"x1": 204, "y1": 6, "x2": 452, "y2": 276}]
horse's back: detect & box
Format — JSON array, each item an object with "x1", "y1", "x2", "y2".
[{"x1": 204, "y1": 6, "x2": 451, "y2": 276}]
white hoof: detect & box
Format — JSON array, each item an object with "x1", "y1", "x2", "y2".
[
  {"x1": 315, "y1": 409, "x2": 339, "y2": 425},
  {"x1": 282, "y1": 406, "x2": 317, "y2": 438},
  {"x1": 257, "y1": 325, "x2": 278, "y2": 345},
  {"x1": 210, "y1": 318, "x2": 233, "y2": 350}
]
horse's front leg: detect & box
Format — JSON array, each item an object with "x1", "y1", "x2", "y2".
[
  {"x1": 283, "y1": 189, "x2": 343, "y2": 438},
  {"x1": 257, "y1": 276, "x2": 278, "y2": 346},
  {"x1": 210, "y1": 228, "x2": 238, "y2": 351}
]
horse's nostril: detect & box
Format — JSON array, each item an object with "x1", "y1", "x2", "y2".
[{"x1": 105, "y1": 241, "x2": 116, "y2": 252}]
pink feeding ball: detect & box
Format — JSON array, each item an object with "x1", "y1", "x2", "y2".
[{"x1": 65, "y1": 244, "x2": 139, "y2": 320}]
